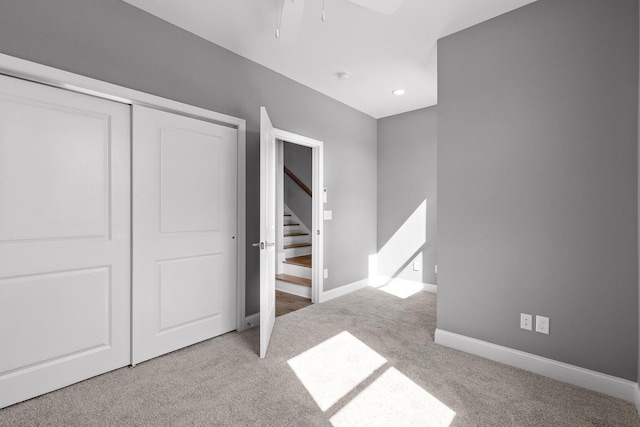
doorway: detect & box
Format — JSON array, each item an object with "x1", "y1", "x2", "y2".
[
  {"x1": 275, "y1": 140, "x2": 313, "y2": 316},
  {"x1": 272, "y1": 127, "x2": 324, "y2": 307},
  {"x1": 259, "y1": 107, "x2": 324, "y2": 357}
]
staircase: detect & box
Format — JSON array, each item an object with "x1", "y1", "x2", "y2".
[{"x1": 275, "y1": 209, "x2": 312, "y2": 299}]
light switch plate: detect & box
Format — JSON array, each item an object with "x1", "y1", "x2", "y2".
[{"x1": 324, "y1": 210, "x2": 332, "y2": 220}]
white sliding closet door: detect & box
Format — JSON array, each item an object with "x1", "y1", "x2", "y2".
[
  {"x1": 132, "y1": 105, "x2": 237, "y2": 364},
  {"x1": 0, "y1": 75, "x2": 131, "y2": 409}
]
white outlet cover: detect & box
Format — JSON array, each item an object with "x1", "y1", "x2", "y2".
[
  {"x1": 324, "y1": 210, "x2": 332, "y2": 220},
  {"x1": 536, "y1": 315, "x2": 549, "y2": 334},
  {"x1": 324, "y1": 269, "x2": 328, "y2": 279},
  {"x1": 412, "y1": 261, "x2": 420, "y2": 271},
  {"x1": 520, "y1": 313, "x2": 532, "y2": 331},
  {"x1": 435, "y1": 265, "x2": 438, "y2": 274}
]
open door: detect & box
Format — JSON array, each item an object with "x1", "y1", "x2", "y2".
[{"x1": 259, "y1": 107, "x2": 277, "y2": 358}]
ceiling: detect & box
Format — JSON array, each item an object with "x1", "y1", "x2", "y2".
[{"x1": 123, "y1": 0, "x2": 537, "y2": 118}]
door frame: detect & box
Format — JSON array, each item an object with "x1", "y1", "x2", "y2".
[
  {"x1": 272, "y1": 128, "x2": 324, "y2": 303},
  {"x1": 0, "y1": 53, "x2": 249, "y2": 334}
]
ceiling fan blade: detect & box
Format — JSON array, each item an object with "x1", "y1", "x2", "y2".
[
  {"x1": 279, "y1": 0, "x2": 305, "y2": 44},
  {"x1": 347, "y1": 0, "x2": 404, "y2": 15}
]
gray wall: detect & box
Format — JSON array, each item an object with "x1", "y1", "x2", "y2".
[
  {"x1": 377, "y1": 107, "x2": 437, "y2": 284},
  {"x1": 638, "y1": 2, "x2": 640, "y2": 384},
  {"x1": 438, "y1": 0, "x2": 639, "y2": 380},
  {"x1": 284, "y1": 142, "x2": 312, "y2": 230},
  {"x1": 0, "y1": 0, "x2": 377, "y2": 315}
]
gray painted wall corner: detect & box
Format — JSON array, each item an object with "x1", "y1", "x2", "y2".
[
  {"x1": 377, "y1": 106, "x2": 437, "y2": 285},
  {"x1": 438, "y1": 0, "x2": 638, "y2": 380}
]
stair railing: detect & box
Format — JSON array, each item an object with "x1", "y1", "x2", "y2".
[{"x1": 284, "y1": 166, "x2": 312, "y2": 197}]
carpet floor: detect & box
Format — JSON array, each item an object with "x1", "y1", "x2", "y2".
[{"x1": 1, "y1": 287, "x2": 638, "y2": 426}]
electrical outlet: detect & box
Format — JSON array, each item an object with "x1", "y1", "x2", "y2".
[
  {"x1": 324, "y1": 269, "x2": 328, "y2": 279},
  {"x1": 536, "y1": 316, "x2": 549, "y2": 334},
  {"x1": 435, "y1": 265, "x2": 438, "y2": 274},
  {"x1": 412, "y1": 261, "x2": 420, "y2": 271},
  {"x1": 520, "y1": 313, "x2": 532, "y2": 331}
]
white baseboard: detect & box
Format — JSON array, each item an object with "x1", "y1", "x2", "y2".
[
  {"x1": 435, "y1": 329, "x2": 637, "y2": 402},
  {"x1": 318, "y1": 277, "x2": 436, "y2": 303},
  {"x1": 370, "y1": 276, "x2": 437, "y2": 294},
  {"x1": 422, "y1": 283, "x2": 437, "y2": 293},
  {"x1": 320, "y1": 278, "x2": 370, "y2": 303},
  {"x1": 635, "y1": 383, "x2": 640, "y2": 416},
  {"x1": 245, "y1": 313, "x2": 260, "y2": 329}
]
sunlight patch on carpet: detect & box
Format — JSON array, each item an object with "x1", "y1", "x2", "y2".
[
  {"x1": 287, "y1": 331, "x2": 387, "y2": 411},
  {"x1": 375, "y1": 278, "x2": 424, "y2": 299},
  {"x1": 330, "y1": 367, "x2": 456, "y2": 427}
]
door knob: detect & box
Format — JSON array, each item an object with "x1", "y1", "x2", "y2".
[{"x1": 251, "y1": 242, "x2": 274, "y2": 249}]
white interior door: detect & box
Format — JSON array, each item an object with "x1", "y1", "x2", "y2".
[
  {"x1": 132, "y1": 105, "x2": 238, "y2": 364},
  {"x1": 0, "y1": 75, "x2": 131, "y2": 408},
  {"x1": 259, "y1": 107, "x2": 277, "y2": 358}
]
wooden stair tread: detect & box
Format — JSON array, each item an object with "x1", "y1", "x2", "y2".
[
  {"x1": 284, "y1": 242, "x2": 312, "y2": 249},
  {"x1": 284, "y1": 223, "x2": 300, "y2": 226},
  {"x1": 283, "y1": 255, "x2": 312, "y2": 268},
  {"x1": 284, "y1": 232, "x2": 308, "y2": 237},
  {"x1": 276, "y1": 274, "x2": 312, "y2": 288}
]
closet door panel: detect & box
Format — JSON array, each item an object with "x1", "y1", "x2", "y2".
[
  {"x1": 0, "y1": 75, "x2": 130, "y2": 409},
  {"x1": 132, "y1": 105, "x2": 237, "y2": 364}
]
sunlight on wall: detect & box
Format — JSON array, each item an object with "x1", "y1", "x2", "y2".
[
  {"x1": 287, "y1": 331, "x2": 387, "y2": 411},
  {"x1": 288, "y1": 331, "x2": 455, "y2": 426},
  {"x1": 330, "y1": 367, "x2": 456, "y2": 427},
  {"x1": 377, "y1": 199, "x2": 426, "y2": 278},
  {"x1": 367, "y1": 199, "x2": 428, "y2": 299}
]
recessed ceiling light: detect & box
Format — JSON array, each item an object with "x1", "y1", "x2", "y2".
[
  {"x1": 392, "y1": 89, "x2": 406, "y2": 96},
  {"x1": 337, "y1": 72, "x2": 351, "y2": 80}
]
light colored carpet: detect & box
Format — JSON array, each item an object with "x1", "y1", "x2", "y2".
[{"x1": 1, "y1": 287, "x2": 638, "y2": 426}]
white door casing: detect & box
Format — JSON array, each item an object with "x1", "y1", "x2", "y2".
[
  {"x1": 132, "y1": 105, "x2": 238, "y2": 365},
  {"x1": 0, "y1": 75, "x2": 131, "y2": 408},
  {"x1": 259, "y1": 107, "x2": 277, "y2": 358},
  {"x1": 272, "y1": 128, "x2": 324, "y2": 304}
]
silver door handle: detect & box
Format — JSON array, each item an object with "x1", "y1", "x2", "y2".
[{"x1": 251, "y1": 242, "x2": 275, "y2": 249}]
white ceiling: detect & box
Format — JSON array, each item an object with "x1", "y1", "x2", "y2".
[{"x1": 123, "y1": 0, "x2": 537, "y2": 118}]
